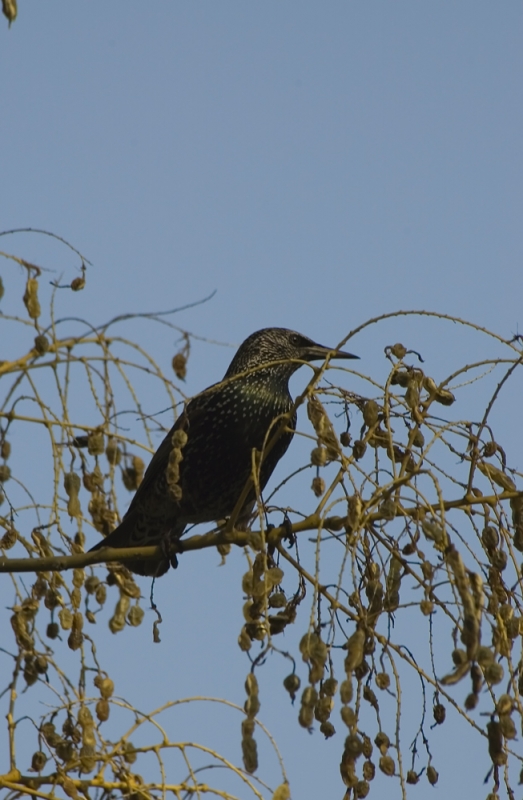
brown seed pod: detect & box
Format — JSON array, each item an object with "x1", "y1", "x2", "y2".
[
  {"x1": 363, "y1": 686, "x2": 378, "y2": 709},
  {"x1": 487, "y1": 720, "x2": 507, "y2": 766},
  {"x1": 311, "y1": 476, "x2": 325, "y2": 497},
  {"x1": 0, "y1": 464, "x2": 12, "y2": 483},
  {"x1": 87, "y1": 430, "x2": 105, "y2": 456},
  {"x1": 406, "y1": 770, "x2": 419, "y2": 784},
  {"x1": 352, "y1": 439, "x2": 366, "y2": 460},
  {"x1": 55, "y1": 741, "x2": 75, "y2": 763},
  {"x1": 84, "y1": 575, "x2": 100, "y2": 595},
  {"x1": 314, "y1": 695, "x2": 334, "y2": 723},
  {"x1": 172, "y1": 352, "x2": 187, "y2": 380},
  {"x1": 412, "y1": 428, "x2": 425, "y2": 448},
  {"x1": 122, "y1": 741, "x2": 137, "y2": 764},
  {"x1": 375, "y1": 672, "x2": 390, "y2": 691},
  {"x1": 481, "y1": 526, "x2": 499, "y2": 550},
  {"x1": 339, "y1": 679, "x2": 353, "y2": 705},
  {"x1": 433, "y1": 703, "x2": 446, "y2": 724},
  {"x1": 320, "y1": 720, "x2": 335, "y2": 738},
  {"x1": 340, "y1": 431, "x2": 351, "y2": 447},
  {"x1": 95, "y1": 698, "x2": 110, "y2": 722},
  {"x1": 46, "y1": 622, "x2": 59, "y2": 639},
  {"x1": 94, "y1": 675, "x2": 114, "y2": 699},
  {"x1": 23, "y1": 277, "x2": 41, "y2": 319},
  {"x1": 362, "y1": 760, "x2": 375, "y2": 781},
  {"x1": 426, "y1": 765, "x2": 439, "y2": 785},
  {"x1": 95, "y1": 583, "x2": 107, "y2": 605},
  {"x1": 127, "y1": 605, "x2": 144, "y2": 627},
  {"x1": 67, "y1": 628, "x2": 83, "y2": 651},
  {"x1": 34, "y1": 334, "x2": 50, "y2": 355},
  {"x1": 389, "y1": 343, "x2": 407, "y2": 359},
  {"x1": 272, "y1": 783, "x2": 291, "y2": 800},
  {"x1": 0, "y1": 526, "x2": 17, "y2": 549},
  {"x1": 340, "y1": 705, "x2": 357, "y2": 728},
  {"x1": 343, "y1": 628, "x2": 365, "y2": 673},
  {"x1": 310, "y1": 446, "x2": 328, "y2": 467},
  {"x1": 242, "y1": 734, "x2": 258, "y2": 774},
  {"x1": 105, "y1": 438, "x2": 122, "y2": 466},
  {"x1": 31, "y1": 750, "x2": 47, "y2": 772},
  {"x1": 322, "y1": 677, "x2": 338, "y2": 697},
  {"x1": 238, "y1": 627, "x2": 252, "y2": 651},
  {"x1": 268, "y1": 591, "x2": 286, "y2": 608},
  {"x1": 379, "y1": 755, "x2": 395, "y2": 776},
  {"x1": 420, "y1": 599, "x2": 434, "y2": 616},
  {"x1": 343, "y1": 734, "x2": 364, "y2": 759},
  {"x1": 362, "y1": 399, "x2": 380, "y2": 427},
  {"x1": 484, "y1": 662, "x2": 504, "y2": 686},
  {"x1": 283, "y1": 673, "x2": 301, "y2": 701},
  {"x1": 374, "y1": 731, "x2": 390, "y2": 753}
]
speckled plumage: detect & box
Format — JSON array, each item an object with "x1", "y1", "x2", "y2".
[{"x1": 89, "y1": 328, "x2": 357, "y2": 576}]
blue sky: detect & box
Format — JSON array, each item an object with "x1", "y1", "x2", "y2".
[{"x1": 1, "y1": 3, "x2": 522, "y2": 798}]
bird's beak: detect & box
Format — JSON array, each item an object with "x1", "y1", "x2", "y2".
[{"x1": 301, "y1": 342, "x2": 359, "y2": 363}]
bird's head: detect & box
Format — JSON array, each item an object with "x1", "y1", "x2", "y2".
[{"x1": 224, "y1": 327, "x2": 358, "y2": 382}]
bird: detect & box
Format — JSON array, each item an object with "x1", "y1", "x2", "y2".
[{"x1": 89, "y1": 328, "x2": 358, "y2": 576}]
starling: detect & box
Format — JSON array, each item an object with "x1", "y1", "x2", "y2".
[{"x1": 89, "y1": 328, "x2": 357, "y2": 576}]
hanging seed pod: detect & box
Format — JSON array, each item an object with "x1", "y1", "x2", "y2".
[
  {"x1": 389, "y1": 343, "x2": 407, "y2": 359},
  {"x1": 272, "y1": 783, "x2": 291, "y2": 800},
  {"x1": 70, "y1": 275, "x2": 86, "y2": 291},
  {"x1": 478, "y1": 462, "x2": 516, "y2": 492},
  {"x1": 1, "y1": 526, "x2": 17, "y2": 549},
  {"x1": 94, "y1": 675, "x2": 114, "y2": 699},
  {"x1": 340, "y1": 705, "x2": 357, "y2": 728},
  {"x1": 343, "y1": 628, "x2": 365, "y2": 673},
  {"x1": 487, "y1": 720, "x2": 507, "y2": 766},
  {"x1": 34, "y1": 334, "x2": 50, "y2": 355},
  {"x1": 340, "y1": 431, "x2": 351, "y2": 447},
  {"x1": 127, "y1": 605, "x2": 144, "y2": 627},
  {"x1": 95, "y1": 582, "x2": 107, "y2": 605},
  {"x1": 283, "y1": 673, "x2": 301, "y2": 701},
  {"x1": 314, "y1": 695, "x2": 334, "y2": 723},
  {"x1": 379, "y1": 755, "x2": 395, "y2": 776},
  {"x1": 109, "y1": 594, "x2": 130, "y2": 633},
  {"x1": 322, "y1": 677, "x2": 338, "y2": 697},
  {"x1": 310, "y1": 446, "x2": 328, "y2": 467},
  {"x1": 0, "y1": 464, "x2": 11, "y2": 482},
  {"x1": 269, "y1": 591, "x2": 286, "y2": 608},
  {"x1": 307, "y1": 396, "x2": 339, "y2": 459},
  {"x1": 46, "y1": 622, "x2": 59, "y2": 639},
  {"x1": 344, "y1": 734, "x2": 364, "y2": 759},
  {"x1": 426, "y1": 765, "x2": 438, "y2": 785},
  {"x1": 363, "y1": 760, "x2": 375, "y2": 781},
  {"x1": 352, "y1": 440, "x2": 366, "y2": 460},
  {"x1": 35, "y1": 654, "x2": 48, "y2": 674},
  {"x1": 406, "y1": 770, "x2": 419, "y2": 785},
  {"x1": 482, "y1": 526, "x2": 499, "y2": 550},
  {"x1": 95, "y1": 698, "x2": 110, "y2": 722},
  {"x1": 484, "y1": 662, "x2": 504, "y2": 686},
  {"x1": 58, "y1": 607, "x2": 73, "y2": 629},
  {"x1": 31, "y1": 750, "x2": 47, "y2": 772},
  {"x1": 362, "y1": 400, "x2": 380, "y2": 428},
  {"x1": 23, "y1": 277, "x2": 41, "y2": 319},
  {"x1": 375, "y1": 672, "x2": 390, "y2": 690},
  {"x1": 433, "y1": 703, "x2": 446, "y2": 724},
  {"x1": 84, "y1": 575, "x2": 100, "y2": 595},
  {"x1": 311, "y1": 476, "x2": 325, "y2": 497},
  {"x1": 83, "y1": 465, "x2": 104, "y2": 493},
  {"x1": 242, "y1": 735, "x2": 258, "y2": 774},
  {"x1": 172, "y1": 352, "x2": 187, "y2": 380},
  {"x1": 87, "y1": 429, "x2": 105, "y2": 456},
  {"x1": 23, "y1": 656, "x2": 38, "y2": 686},
  {"x1": 105, "y1": 438, "x2": 122, "y2": 466},
  {"x1": 499, "y1": 714, "x2": 517, "y2": 740},
  {"x1": 320, "y1": 720, "x2": 335, "y2": 738},
  {"x1": 340, "y1": 679, "x2": 353, "y2": 704},
  {"x1": 412, "y1": 428, "x2": 425, "y2": 448}
]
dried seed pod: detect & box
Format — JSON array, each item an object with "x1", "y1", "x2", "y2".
[
  {"x1": 0, "y1": 464, "x2": 12, "y2": 482},
  {"x1": 105, "y1": 439, "x2": 122, "y2": 466},
  {"x1": 362, "y1": 760, "x2": 375, "y2": 781},
  {"x1": 340, "y1": 431, "x2": 351, "y2": 447},
  {"x1": 242, "y1": 734, "x2": 258, "y2": 774},
  {"x1": 23, "y1": 657, "x2": 38, "y2": 686},
  {"x1": 412, "y1": 428, "x2": 425, "y2": 448},
  {"x1": 375, "y1": 672, "x2": 390, "y2": 690},
  {"x1": 389, "y1": 343, "x2": 407, "y2": 359},
  {"x1": 83, "y1": 466, "x2": 104, "y2": 493},
  {"x1": 31, "y1": 750, "x2": 47, "y2": 772},
  {"x1": 499, "y1": 714, "x2": 517, "y2": 740},
  {"x1": 340, "y1": 705, "x2": 357, "y2": 728},
  {"x1": 1, "y1": 526, "x2": 17, "y2": 549},
  {"x1": 322, "y1": 677, "x2": 338, "y2": 697},
  {"x1": 420, "y1": 599, "x2": 434, "y2": 616},
  {"x1": 46, "y1": 622, "x2": 59, "y2": 639},
  {"x1": 484, "y1": 662, "x2": 504, "y2": 686},
  {"x1": 172, "y1": 352, "x2": 187, "y2": 380},
  {"x1": 339, "y1": 679, "x2": 353, "y2": 704},
  {"x1": 55, "y1": 741, "x2": 75, "y2": 763},
  {"x1": 272, "y1": 783, "x2": 291, "y2": 800},
  {"x1": 23, "y1": 277, "x2": 41, "y2": 319},
  {"x1": 310, "y1": 446, "x2": 328, "y2": 467},
  {"x1": 268, "y1": 591, "x2": 286, "y2": 608},
  {"x1": 343, "y1": 734, "x2": 364, "y2": 759},
  {"x1": 374, "y1": 731, "x2": 390, "y2": 753},
  {"x1": 362, "y1": 399, "x2": 379, "y2": 427},
  {"x1": 352, "y1": 440, "x2": 366, "y2": 460},
  {"x1": 320, "y1": 720, "x2": 335, "y2": 738},
  {"x1": 84, "y1": 575, "x2": 100, "y2": 595},
  {"x1": 464, "y1": 692, "x2": 479, "y2": 710},
  {"x1": 426, "y1": 765, "x2": 438, "y2": 785},
  {"x1": 311, "y1": 476, "x2": 325, "y2": 497},
  {"x1": 68, "y1": 628, "x2": 83, "y2": 651},
  {"x1": 344, "y1": 628, "x2": 365, "y2": 673},
  {"x1": 127, "y1": 605, "x2": 144, "y2": 627},
  {"x1": 487, "y1": 720, "x2": 507, "y2": 766},
  {"x1": 94, "y1": 675, "x2": 114, "y2": 699},
  {"x1": 122, "y1": 741, "x2": 137, "y2": 764},
  {"x1": 95, "y1": 698, "x2": 110, "y2": 722},
  {"x1": 87, "y1": 430, "x2": 105, "y2": 456},
  {"x1": 490, "y1": 549, "x2": 507, "y2": 571},
  {"x1": 95, "y1": 583, "x2": 107, "y2": 605},
  {"x1": 70, "y1": 275, "x2": 86, "y2": 291},
  {"x1": 108, "y1": 594, "x2": 130, "y2": 633},
  {"x1": 314, "y1": 695, "x2": 334, "y2": 723},
  {"x1": 379, "y1": 755, "x2": 395, "y2": 776},
  {"x1": 482, "y1": 526, "x2": 499, "y2": 550},
  {"x1": 406, "y1": 770, "x2": 419, "y2": 785},
  {"x1": 433, "y1": 703, "x2": 446, "y2": 724},
  {"x1": 478, "y1": 462, "x2": 516, "y2": 492},
  {"x1": 59, "y1": 607, "x2": 73, "y2": 629},
  {"x1": 34, "y1": 334, "x2": 50, "y2": 355},
  {"x1": 283, "y1": 673, "x2": 301, "y2": 701}
]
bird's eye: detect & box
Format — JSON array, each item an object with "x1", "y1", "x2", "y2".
[{"x1": 289, "y1": 334, "x2": 301, "y2": 346}]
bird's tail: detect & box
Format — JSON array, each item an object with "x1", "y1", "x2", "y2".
[{"x1": 88, "y1": 510, "x2": 171, "y2": 577}]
